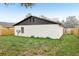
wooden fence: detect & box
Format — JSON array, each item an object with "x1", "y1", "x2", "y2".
[
  {"x1": 64, "y1": 28, "x2": 79, "y2": 36},
  {"x1": 0, "y1": 28, "x2": 14, "y2": 35}
]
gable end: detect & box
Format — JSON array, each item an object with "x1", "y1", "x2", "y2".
[{"x1": 14, "y1": 16, "x2": 62, "y2": 26}]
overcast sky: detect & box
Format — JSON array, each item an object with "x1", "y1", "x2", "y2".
[{"x1": 0, "y1": 3, "x2": 79, "y2": 23}]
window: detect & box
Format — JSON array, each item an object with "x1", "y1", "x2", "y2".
[
  {"x1": 30, "y1": 17, "x2": 35, "y2": 22},
  {"x1": 33, "y1": 18, "x2": 35, "y2": 22},
  {"x1": 30, "y1": 19, "x2": 31, "y2": 22},
  {"x1": 21, "y1": 27, "x2": 24, "y2": 33}
]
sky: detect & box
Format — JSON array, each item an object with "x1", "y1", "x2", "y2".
[{"x1": 0, "y1": 3, "x2": 79, "y2": 23}]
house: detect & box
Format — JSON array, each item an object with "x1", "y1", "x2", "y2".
[
  {"x1": 0, "y1": 22, "x2": 14, "y2": 35},
  {"x1": 14, "y1": 15, "x2": 63, "y2": 39}
]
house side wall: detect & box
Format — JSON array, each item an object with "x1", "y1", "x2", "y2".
[{"x1": 15, "y1": 24, "x2": 63, "y2": 39}]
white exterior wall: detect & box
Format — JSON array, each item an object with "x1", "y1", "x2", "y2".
[{"x1": 14, "y1": 24, "x2": 63, "y2": 39}]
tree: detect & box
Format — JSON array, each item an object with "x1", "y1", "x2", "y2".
[
  {"x1": 4, "y1": 3, "x2": 34, "y2": 8},
  {"x1": 25, "y1": 13, "x2": 32, "y2": 17},
  {"x1": 63, "y1": 16, "x2": 79, "y2": 28},
  {"x1": 40, "y1": 15, "x2": 47, "y2": 19}
]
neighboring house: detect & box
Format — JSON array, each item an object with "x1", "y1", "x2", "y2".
[
  {"x1": 14, "y1": 16, "x2": 63, "y2": 39},
  {"x1": 0, "y1": 22, "x2": 14, "y2": 35}
]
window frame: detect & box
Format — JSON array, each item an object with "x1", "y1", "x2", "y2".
[{"x1": 21, "y1": 27, "x2": 24, "y2": 33}]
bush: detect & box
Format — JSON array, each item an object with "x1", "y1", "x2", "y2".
[
  {"x1": 46, "y1": 37, "x2": 51, "y2": 39},
  {"x1": 30, "y1": 35, "x2": 35, "y2": 38}
]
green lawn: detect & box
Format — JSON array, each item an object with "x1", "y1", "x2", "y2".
[{"x1": 0, "y1": 35, "x2": 79, "y2": 56}]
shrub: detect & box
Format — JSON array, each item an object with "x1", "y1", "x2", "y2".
[
  {"x1": 30, "y1": 35, "x2": 35, "y2": 38},
  {"x1": 46, "y1": 37, "x2": 51, "y2": 39}
]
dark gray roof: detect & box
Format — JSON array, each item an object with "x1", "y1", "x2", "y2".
[
  {"x1": 14, "y1": 15, "x2": 62, "y2": 26},
  {"x1": 0, "y1": 22, "x2": 14, "y2": 27}
]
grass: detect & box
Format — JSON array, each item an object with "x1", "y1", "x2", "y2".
[{"x1": 0, "y1": 35, "x2": 79, "y2": 56}]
